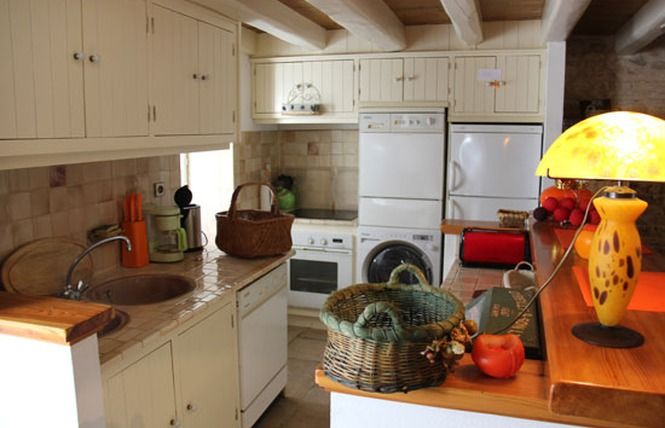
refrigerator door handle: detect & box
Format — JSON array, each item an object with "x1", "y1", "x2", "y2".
[
  {"x1": 449, "y1": 197, "x2": 462, "y2": 219},
  {"x1": 449, "y1": 161, "x2": 463, "y2": 192}
]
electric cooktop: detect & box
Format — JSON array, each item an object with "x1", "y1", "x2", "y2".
[{"x1": 293, "y1": 208, "x2": 358, "y2": 221}]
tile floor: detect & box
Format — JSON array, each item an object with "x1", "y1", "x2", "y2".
[{"x1": 254, "y1": 317, "x2": 330, "y2": 428}]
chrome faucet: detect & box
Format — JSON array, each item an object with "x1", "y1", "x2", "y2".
[{"x1": 63, "y1": 235, "x2": 132, "y2": 300}]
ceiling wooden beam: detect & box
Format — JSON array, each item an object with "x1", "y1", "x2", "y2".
[
  {"x1": 195, "y1": 0, "x2": 326, "y2": 50},
  {"x1": 438, "y1": 0, "x2": 483, "y2": 46},
  {"x1": 615, "y1": 0, "x2": 665, "y2": 55},
  {"x1": 541, "y1": 0, "x2": 592, "y2": 42},
  {"x1": 306, "y1": 0, "x2": 406, "y2": 51}
]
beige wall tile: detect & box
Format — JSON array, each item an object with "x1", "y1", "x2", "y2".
[
  {"x1": 67, "y1": 185, "x2": 85, "y2": 209},
  {"x1": 8, "y1": 193, "x2": 31, "y2": 221},
  {"x1": 8, "y1": 169, "x2": 30, "y2": 192},
  {"x1": 50, "y1": 211, "x2": 70, "y2": 236},
  {"x1": 12, "y1": 219, "x2": 34, "y2": 247},
  {"x1": 30, "y1": 189, "x2": 50, "y2": 217},
  {"x1": 0, "y1": 171, "x2": 9, "y2": 194},
  {"x1": 49, "y1": 187, "x2": 69, "y2": 213},
  {"x1": 28, "y1": 167, "x2": 49, "y2": 190},
  {"x1": 33, "y1": 215, "x2": 52, "y2": 239},
  {"x1": 0, "y1": 223, "x2": 14, "y2": 259}
]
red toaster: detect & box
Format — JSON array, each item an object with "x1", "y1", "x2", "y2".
[{"x1": 459, "y1": 228, "x2": 530, "y2": 268}]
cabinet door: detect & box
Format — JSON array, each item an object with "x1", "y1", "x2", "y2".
[
  {"x1": 150, "y1": 5, "x2": 199, "y2": 135},
  {"x1": 403, "y1": 57, "x2": 449, "y2": 103},
  {"x1": 254, "y1": 62, "x2": 303, "y2": 115},
  {"x1": 0, "y1": 0, "x2": 84, "y2": 139},
  {"x1": 359, "y1": 58, "x2": 402, "y2": 103},
  {"x1": 453, "y1": 56, "x2": 496, "y2": 114},
  {"x1": 303, "y1": 60, "x2": 355, "y2": 114},
  {"x1": 82, "y1": 0, "x2": 148, "y2": 137},
  {"x1": 104, "y1": 343, "x2": 178, "y2": 428},
  {"x1": 495, "y1": 54, "x2": 541, "y2": 113},
  {"x1": 198, "y1": 22, "x2": 235, "y2": 134},
  {"x1": 175, "y1": 303, "x2": 238, "y2": 428}
]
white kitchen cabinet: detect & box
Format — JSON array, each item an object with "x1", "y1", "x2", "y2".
[
  {"x1": 150, "y1": 4, "x2": 236, "y2": 136},
  {"x1": 452, "y1": 54, "x2": 542, "y2": 118},
  {"x1": 0, "y1": 0, "x2": 147, "y2": 139},
  {"x1": 103, "y1": 300, "x2": 239, "y2": 428},
  {"x1": 358, "y1": 58, "x2": 403, "y2": 103},
  {"x1": 174, "y1": 302, "x2": 238, "y2": 428},
  {"x1": 252, "y1": 59, "x2": 355, "y2": 122},
  {"x1": 359, "y1": 57, "x2": 449, "y2": 105},
  {"x1": 104, "y1": 342, "x2": 178, "y2": 428}
]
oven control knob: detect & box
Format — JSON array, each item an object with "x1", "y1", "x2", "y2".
[
  {"x1": 320, "y1": 238, "x2": 328, "y2": 246},
  {"x1": 427, "y1": 117, "x2": 435, "y2": 125},
  {"x1": 308, "y1": 238, "x2": 315, "y2": 245}
]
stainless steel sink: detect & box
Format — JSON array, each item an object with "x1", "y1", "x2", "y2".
[{"x1": 85, "y1": 274, "x2": 196, "y2": 306}]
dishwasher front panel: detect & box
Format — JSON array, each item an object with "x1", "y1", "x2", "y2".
[{"x1": 238, "y1": 265, "x2": 288, "y2": 411}]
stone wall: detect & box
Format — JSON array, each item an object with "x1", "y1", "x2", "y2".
[{"x1": 565, "y1": 35, "x2": 665, "y2": 252}]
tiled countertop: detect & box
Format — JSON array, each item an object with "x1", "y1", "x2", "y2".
[
  {"x1": 441, "y1": 262, "x2": 505, "y2": 305},
  {"x1": 95, "y1": 248, "x2": 292, "y2": 367}
]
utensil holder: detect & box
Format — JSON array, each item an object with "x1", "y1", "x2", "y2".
[{"x1": 122, "y1": 221, "x2": 149, "y2": 268}]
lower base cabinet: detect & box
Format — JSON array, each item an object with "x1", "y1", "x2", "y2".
[{"x1": 103, "y1": 301, "x2": 239, "y2": 427}]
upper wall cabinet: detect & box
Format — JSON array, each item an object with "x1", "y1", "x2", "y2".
[
  {"x1": 0, "y1": 0, "x2": 148, "y2": 139},
  {"x1": 451, "y1": 53, "x2": 542, "y2": 121},
  {"x1": 252, "y1": 59, "x2": 356, "y2": 124},
  {"x1": 358, "y1": 57, "x2": 450, "y2": 106},
  {"x1": 151, "y1": 3, "x2": 236, "y2": 136}
]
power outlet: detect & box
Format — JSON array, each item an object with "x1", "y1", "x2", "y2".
[{"x1": 153, "y1": 182, "x2": 166, "y2": 197}]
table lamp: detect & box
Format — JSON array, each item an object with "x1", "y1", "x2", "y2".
[{"x1": 536, "y1": 111, "x2": 665, "y2": 348}]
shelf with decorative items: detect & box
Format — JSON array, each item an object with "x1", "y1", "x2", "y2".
[{"x1": 281, "y1": 83, "x2": 322, "y2": 115}]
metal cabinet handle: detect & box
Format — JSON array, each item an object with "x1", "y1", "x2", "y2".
[
  {"x1": 193, "y1": 73, "x2": 199, "y2": 79},
  {"x1": 394, "y1": 76, "x2": 403, "y2": 82},
  {"x1": 200, "y1": 74, "x2": 209, "y2": 81},
  {"x1": 72, "y1": 52, "x2": 84, "y2": 61},
  {"x1": 407, "y1": 75, "x2": 416, "y2": 81},
  {"x1": 88, "y1": 54, "x2": 100, "y2": 64},
  {"x1": 169, "y1": 418, "x2": 180, "y2": 427},
  {"x1": 186, "y1": 403, "x2": 197, "y2": 412}
]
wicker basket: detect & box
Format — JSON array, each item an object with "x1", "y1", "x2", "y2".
[
  {"x1": 320, "y1": 264, "x2": 467, "y2": 393},
  {"x1": 497, "y1": 209, "x2": 529, "y2": 228},
  {"x1": 215, "y1": 182, "x2": 294, "y2": 258}
]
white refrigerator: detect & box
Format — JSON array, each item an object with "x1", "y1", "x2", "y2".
[{"x1": 443, "y1": 123, "x2": 543, "y2": 277}]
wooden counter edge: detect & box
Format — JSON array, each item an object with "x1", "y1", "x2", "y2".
[{"x1": 0, "y1": 292, "x2": 113, "y2": 345}]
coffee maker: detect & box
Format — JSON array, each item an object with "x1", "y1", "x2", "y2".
[
  {"x1": 174, "y1": 185, "x2": 203, "y2": 252},
  {"x1": 144, "y1": 205, "x2": 187, "y2": 262}
]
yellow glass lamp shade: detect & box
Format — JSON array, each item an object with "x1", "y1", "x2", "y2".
[
  {"x1": 536, "y1": 111, "x2": 665, "y2": 348},
  {"x1": 536, "y1": 111, "x2": 665, "y2": 181}
]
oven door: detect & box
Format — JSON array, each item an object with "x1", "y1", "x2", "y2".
[{"x1": 288, "y1": 247, "x2": 353, "y2": 309}]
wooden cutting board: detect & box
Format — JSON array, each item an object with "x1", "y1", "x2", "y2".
[{"x1": 1, "y1": 238, "x2": 93, "y2": 296}]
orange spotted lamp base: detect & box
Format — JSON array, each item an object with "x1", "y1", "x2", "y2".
[{"x1": 575, "y1": 187, "x2": 647, "y2": 348}]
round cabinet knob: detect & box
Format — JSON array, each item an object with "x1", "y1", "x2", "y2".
[
  {"x1": 169, "y1": 419, "x2": 180, "y2": 427},
  {"x1": 407, "y1": 75, "x2": 415, "y2": 81},
  {"x1": 427, "y1": 117, "x2": 435, "y2": 125},
  {"x1": 320, "y1": 238, "x2": 328, "y2": 246},
  {"x1": 201, "y1": 74, "x2": 209, "y2": 81},
  {"x1": 72, "y1": 52, "x2": 83, "y2": 61},
  {"x1": 307, "y1": 238, "x2": 315, "y2": 245},
  {"x1": 186, "y1": 403, "x2": 197, "y2": 412},
  {"x1": 88, "y1": 54, "x2": 100, "y2": 64},
  {"x1": 193, "y1": 73, "x2": 199, "y2": 80}
]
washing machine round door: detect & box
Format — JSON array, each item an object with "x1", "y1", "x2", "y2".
[{"x1": 367, "y1": 244, "x2": 432, "y2": 285}]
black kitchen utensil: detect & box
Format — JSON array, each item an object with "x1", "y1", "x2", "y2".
[{"x1": 174, "y1": 185, "x2": 193, "y2": 208}]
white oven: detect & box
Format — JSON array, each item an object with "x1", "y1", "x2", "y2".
[{"x1": 288, "y1": 226, "x2": 354, "y2": 309}]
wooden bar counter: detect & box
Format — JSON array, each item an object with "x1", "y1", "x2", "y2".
[{"x1": 316, "y1": 221, "x2": 665, "y2": 427}]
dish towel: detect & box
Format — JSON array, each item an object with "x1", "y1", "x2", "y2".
[{"x1": 572, "y1": 265, "x2": 665, "y2": 312}]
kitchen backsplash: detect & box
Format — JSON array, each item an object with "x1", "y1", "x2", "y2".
[
  {"x1": 235, "y1": 129, "x2": 358, "y2": 211},
  {"x1": 0, "y1": 156, "x2": 181, "y2": 275}
]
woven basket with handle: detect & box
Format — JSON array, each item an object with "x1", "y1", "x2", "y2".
[
  {"x1": 320, "y1": 264, "x2": 466, "y2": 393},
  {"x1": 215, "y1": 182, "x2": 294, "y2": 258}
]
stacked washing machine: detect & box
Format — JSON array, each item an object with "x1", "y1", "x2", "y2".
[{"x1": 356, "y1": 110, "x2": 446, "y2": 286}]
